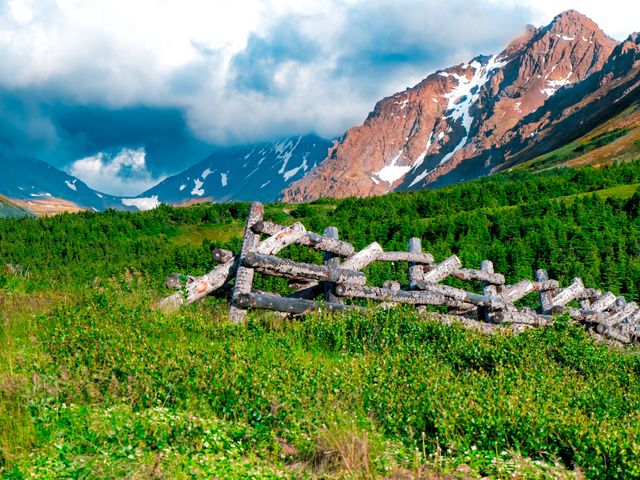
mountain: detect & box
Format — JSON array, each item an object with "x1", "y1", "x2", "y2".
[
  {"x1": 0, "y1": 153, "x2": 136, "y2": 216},
  {"x1": 283, "y1": 10, "x2": 633, "y2": 201},
  {"x1": 139, "y1": 134, "x2": 332, "y2": 205}
]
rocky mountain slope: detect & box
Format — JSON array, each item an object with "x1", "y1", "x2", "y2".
[
  {"x1": 139, "y1": 134, "x2": 331, "y2": 205},
  {"x1": 283, "y1": 10, "x2": 635, "y2": 201}
]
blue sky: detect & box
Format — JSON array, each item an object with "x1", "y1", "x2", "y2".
[{"x1": 0, "y1": 0, "x2": 637, "y2": 195}]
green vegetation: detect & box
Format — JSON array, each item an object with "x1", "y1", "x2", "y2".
[{"x1": 3, "y1": 161, "x2": 640, "y2": 478}]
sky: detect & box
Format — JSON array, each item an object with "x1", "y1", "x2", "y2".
[{"x1": 0, "y1": 0, "x2": 638, "y2": 196}]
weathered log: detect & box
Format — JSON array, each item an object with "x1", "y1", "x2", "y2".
[
  {"x1": 596, "y1": 302, "x2": 639, "y2": 331},
  {"x1": 416, "y1": 280, "x2": 507, "y2": 309},
  {"x1": 451, "y1": 267, "x2": 505, "y2": 285},
  {"x1": 243, "y1": 252, "x2": 366, "y2": 285},
  {"x1": 229, "y1": 202, "x2": 264, "y2": 323},
  {"x1": 323, "y1": 227, "x2": 342, "y2": 304},
  {"x1": 236, "y1": 292, "x2": 362, "y2": 314},
  {"x1": 165, "y1": 273, "x2": 196, "y2": 289},
  {"x1": 493, "y1": 308, "x2": 552, "y2": 326},
  {"x1": 378, "y1": 251, "x2": 435, "y2": 264},
  {"x1": 159, "y1": 259, "x2": 237, "y2": 311},
  {"x1": 340, "y1": 242, "x2": 384, "y2": 271},
  {"x1": 382, "y1": 280, "x2": 401, "y2": 291},
  {"x1": 408, "y1": 238, "x2": 423, "y2": 287},
  {"x1": 256, "y1": 222, "x2": 306, "y2": 255},
  {"x1": 589, "y1": 291, "x2": 617, "y2": 312},
  {"x1": 422, "y1": 255, "x2": 462, "y2": 283},
  {"x1": 550, "y1": 277, "x2": 584, "y2": 309},
  {"x1": 499, "y1": 280, "x2": 536, "y2": 303},
  {"x1": 604, "y1": 327, "x2": 632, "y2": 344},
  {"x1": 211, "y1": 248, "x2": 234, "y2": 264},
  {"x1": 535, "y1": 269, "x2": 555, "y2": 314},
  {"x1": 252, "y1": 221, "x2": 354, "y2": 256},
  {"x1": 335, "y1": 283, "x2": 468, "y2": 307}
]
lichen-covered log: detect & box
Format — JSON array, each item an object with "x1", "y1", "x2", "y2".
[
  {"x1": 236, "y1": 292, "x2": 362, "y2": 314},
  {"x1": 229, "y1": 202, "x2": 264, "y2": 323},
  {"x1": 335, "y1": 283, "x2": 469, "y2": 307},
  {"x1": 383, "y1": 280, "x2": 401, "y2": 291},
  {"x1": 535, "y1": 269, "x2": 555, "y2": 314},
  {"x1": 243, "y1": 252, "x2": 366, "y2": 285},
  {"x1": 415, "y1": 280, "x2": 507, "y2": 309},
  {"x1": 252, "y1": 221, "x2": 354, "y2": 257},
  {"x1": 422, "y1": 255, "x2": 462, "y2": 283},
  {"x1": 493, "y1": 308, "x2": 552, "y2": 326},
  {"x1": 451, "y1": 267, "x2": 505, "y2": 285},
  {"x1": 256, "y1": 222, "x2": 306, "y2": 255},
  {"x1": 211, "y1": 248, "x2": 234, "y2": 264},
  {"x1": 499, "y1": 280, "x2": 536, "y2": 303},
  {"x1": 323, "y1": 226, "x2": 342, "y2": 304},
  {"x1": 550, "y1": 277, "x2": 584, "y2": 309},
  {"x1": 340, "y1": 243, "x2": 384, "y2": 271},
  {"x1": 596, "y1": 302, "x2": 639, "y2": 331},
  {"x1": 378, "y1": 251, "x2": 434, "y2": 264},
  {"x1": 159, "y1": 259, "x2": 237, "y2": 311},
  {"x1": 480, "y1": 261, "x2": 497, "y2": 321}
]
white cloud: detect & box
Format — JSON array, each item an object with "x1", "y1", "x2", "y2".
[
  {"x1": 0, "y1": 0, "x2": 636, "y2": 150},
  {"x1": 68, "y1": 148, "x2": 164, "y2": 196}
]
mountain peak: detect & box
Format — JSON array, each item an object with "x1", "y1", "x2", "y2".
[{"x1": 546, "y1": 9, "x2": 610, "y2": 41}]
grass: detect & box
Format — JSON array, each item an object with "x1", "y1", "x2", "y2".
[{"x1": 2, "y1": 273, "x2": 640, "y2": 479}]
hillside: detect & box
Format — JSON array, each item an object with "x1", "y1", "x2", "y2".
[
  {"x1": 2, "y1": 161, "x2": 640, "y2": 478},
  {"x1": 0, "y1": 195, "x2": 31, "y2": 218}
]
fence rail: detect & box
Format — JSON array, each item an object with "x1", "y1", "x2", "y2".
[{"x1": 159, "y1": 202, "x2": 640, "y2": 345}]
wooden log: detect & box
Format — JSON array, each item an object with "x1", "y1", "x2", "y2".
[
  {"x1": 341, "y1": 242, "x2": 383, "y2": 271},
  {"x1": 229, "y1": 202, "x2": 264, "y2": 323},
  {"x1": 252, "y1": 221, "x2": 354, "y2": 256},
  {"x1": 414, "y1": 280, "x2": 506, "y2": 308},
  {"x1": 211, "y1": 248, "x2": 234, "y2": 264},
  {"x1": 408, "y1": 238, "x2": 423, "y2": 287},
  {"x1": 550, "y1": 277, "x2": 584, "y2": 309},
  {"x1": 236, "y1": 292, "x2": 362, "y2": 314},
  {"x1": 335, "y1": 283, "x2": 469, "y2": 307},
  {"x1": 323, "y1": 227, "x2": 342, "y2": 304},
  {"x1": 165, "y1": 273, "x2": 196, "y2": 289},
  {"x1": 499, "y1": 280, "x2": 536, "y2": 303},
  {"x1": 256, "y1": 222, "x2": 306, "y2": 255},
  {"x1": 378, "y1": 251, "x2": 435, "y2": 264},
  {"x1": 604, "y1": 327, "x2": 632, "y2": 344},
  {"x1": 589, "y1": 291, "x2": 617, "y2": 312},
  {"x1": 451, "y1": 266, "x2": 506, "y2": 285},
  {"x1": 159, "y1": 259, "x2": 237, "y2": 311},
  {"x1": 480, "y1": 260, "x2": 497, "y2": 322},
  {"x1": 422, "y1": 255, "x2": 462, "y2": 283},
  {"x1": 493, "y1": 308, "x2": 552, "y2": 326},
  {"x1": 382, "y1": 280, "x2": 401, "y2": 291},
  {"x1": 535, "y1": 269, "x2": 555, "y2": 314},
  {"x1": 534, "y1": 280, "x2": 560, "y2": 292},
  {"x1": 243, "y1": 252, "x2": 366, "y2": 285}
]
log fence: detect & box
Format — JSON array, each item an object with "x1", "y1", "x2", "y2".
[{"x1": 159, "y1": 202, "x2": 640, "y2": 345}]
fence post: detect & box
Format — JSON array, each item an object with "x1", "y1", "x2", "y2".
[
  {"x1": 323, "y1": 227, "x2": 342, "y2": 304},
  {"x1": 535, "y1": 269, "x2": 554, "y2": 314},
  {"x1": 229, "y1": 202, "x2": 264, "y2": 323},
  {"x1": 408, "y1": 238, "x2": 422, "y2": 288},
  {"x1": 480, "y1": 260, "x2": 496, "y2": 321}
]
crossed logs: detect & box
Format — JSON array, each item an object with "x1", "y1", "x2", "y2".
[{"x1": 159, "y1": 202, "x2": 640, "y2": 345}]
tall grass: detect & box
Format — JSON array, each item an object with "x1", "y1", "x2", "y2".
[{"x1": 2, "y1": 274, "x2": 639, "y2": 478}]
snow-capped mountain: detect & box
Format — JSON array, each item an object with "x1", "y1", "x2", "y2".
[
  {"x1": 283, "y1": 10, "x2": 636, "y2": 201},
  {"x1": 0, "y1": 152, "x2": 136, "y2": 215},
  {"x1": 139, "y1": 134, "x2": 332, "y2": 204}
]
